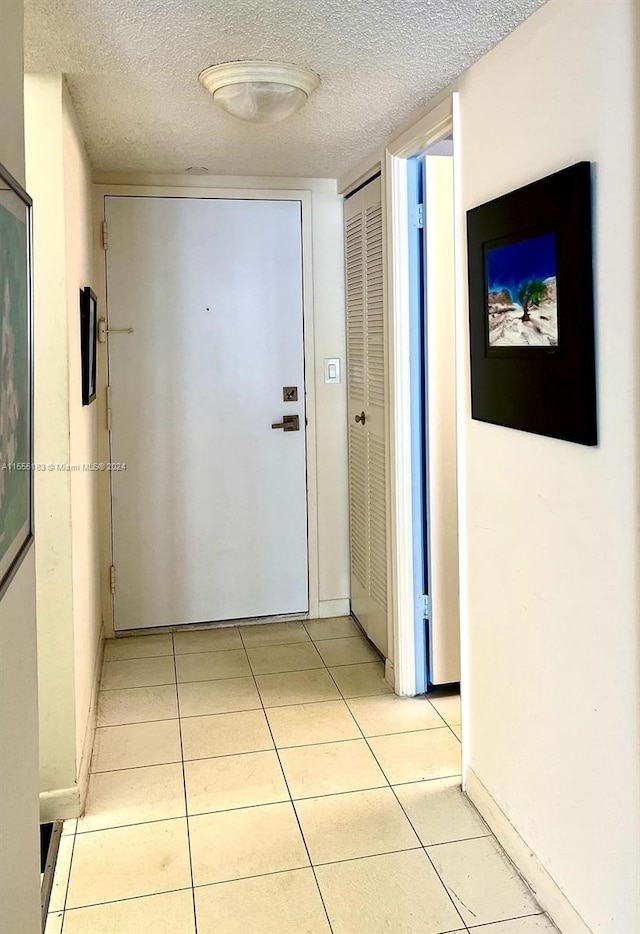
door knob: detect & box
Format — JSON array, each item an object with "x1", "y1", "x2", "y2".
[
  {"x1": 355, "y1": 412, "x2": 366, "y2": 425},
  {"x1": 271, "y1": 414, "x2": 300, "y2": 432}
]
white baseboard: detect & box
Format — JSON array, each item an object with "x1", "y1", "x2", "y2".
[
  {"x1": 39, "y1": 628, "x2": 105, "y2": 823},
  {"x1": 465, "y1": 768, "x2": 592, "y2": 934},
  {"x1": 76, "y1": 627, "x2": 105, "y2": 812},
  {"x1": 39, "y1": 785, "x2": 80, "y2": 823},
  {"x1": 318, "y1": 599, "x2": 350, "y2": 619}
]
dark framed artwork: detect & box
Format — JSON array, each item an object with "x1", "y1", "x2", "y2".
[
  {"x1": 0, "y1": 161, "x2": 34, "y2": 596},
  {"x1": 467, "y1": 161, "x2": 596, "y2": 445},
  {"x1": 80, "y1": 286, "x2": 97, "y2": 405}
]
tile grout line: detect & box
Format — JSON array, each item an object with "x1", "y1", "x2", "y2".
[
  {"x1": 421, "y1": 688, "x2": 463, "y2": 739},
  {"x1": 426, "y1": 698, "x2": 463, "y2": 742},
  {"x1": 94, "y1": 699, "x2": 461, "y2": 732},
  {"x1": 57, "y1": 807, "x2": 79, "y2": 931},
  {"x1": 96, "y1": 683, "x2": 420, "y2": 730},
  {"x1": 356, "y1": 729, "x2": 469, "y2": 929},
  {"x1": 90, "y1": 758, "x2": 185, "y2": 776},
  {"x1": 466, "y1": 911, "x2": 550, "y2": 931},
  {"x1": 87, "y1": 624, "x2": 472, "y2": 930},
  {"x1": 238, "y1": 625, "x2": 336, "y2": 934},
  {"x1": 67, "y1": 773, "x2": 485, "y2": 839},
  {"x1": 318, "y1": 647, "x2": 470, "y2": 932},
  {"x1": 104, "y1": 619, "x2": 371, "y2": 663},
  {"x1": 313, "y1": 637, "x2": 468, "y2": 929},
  {"x1": 170, "y1": 632, "x2": 199, "y2": 934},
  {"x1": 55, "y1": 886, "x2": 196, "y2": 917},
  {"x1": 101, "y1": 658, "x2": 401, "y2": 692},
  {"x1": 364, "y1": 729, "x2": 469, "y2": 927},
  {"x1": 94, "y1": 716, "x2": 181, "y2": 730},
  {"x1": 84, "y1": 634, "x2": 424, "y2": 924},
  {"x1": 58, "y1": 878, "x2": 545, "y2": 930},
  {"x1": 94, "y1": 723, "x2": 455, "y2": 774}
]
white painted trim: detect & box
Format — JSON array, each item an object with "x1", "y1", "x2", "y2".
[
  {"x1": 388, "y1": 98, "x2": 453, "y2": 158},
  {"x1": 318, "y1": 598, "x2": 351, "y2": 618},
  {"x1": 39, "y1": 786, "x2": 80, "y2": 823},
  {"x1": 76, "y1": 627, "x2": 105, "y2": 811},
  {"x1": 337, "y1": 84, "x2": 459, "y2": 195},
  {"x1": 93, "y1": 183, "x2": 322, "y2": 634},
  {"x1": 466, "y1": 768, "x2": 593, "y2": 934},
  {"x1": 299, "y1": 192, "x2": 321, "y2": 620},
  {"x1": 385, "y1": 150, "x2": 415, "y2": 695},
  {"x1": 384, "y1": 96, "x2": 456, "y2": 696},
  {"x1": 451, "y1": 91, "x2": 471, "y2": 781}
]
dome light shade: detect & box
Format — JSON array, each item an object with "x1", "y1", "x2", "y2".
[{"x1": 199, "y1": 61, "x2": 320, "y2": 124}]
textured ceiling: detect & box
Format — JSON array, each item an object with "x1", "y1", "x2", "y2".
[{"x1": 24, "y1": 0, "x2": 546, "y2": 178}]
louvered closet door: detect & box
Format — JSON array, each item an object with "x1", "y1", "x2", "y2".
[{"x1": 345, "y1": 176, "x2": 388, "y2": 657}]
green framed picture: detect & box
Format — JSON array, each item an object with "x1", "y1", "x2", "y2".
[{"x1": 0, "y1": 162, "x2": 34, "y2": 595}]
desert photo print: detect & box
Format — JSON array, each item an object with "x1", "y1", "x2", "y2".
[{"x1": 486, "y1": 231, "x2": 558, "y2": 348}]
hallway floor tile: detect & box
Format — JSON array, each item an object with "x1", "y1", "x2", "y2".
[
  {"x1": 180, "y1": 709, "x2": 273, "y2": 760},
  {"x1": 265, "y1": 698, "x2": 360, "y2": 747},
  {"x1": 100, "y1": 654, "x2": 176, "y2": 690},
  {"x1": 78, "y1": 761, "x2": 186, "y2": 832},
  {"x1": 315, "y1": 849, "x2": 464, "y2": 934},
  {"x1": 194, "y1": 868, "x2": 330, "y2": 934},
  {"x1": 328, "y1": 660, "x2": 393, "y2": 697},
  {"x1": 279, "y1": 737, "x2": 387, "y2": 798},
  {"x1": 428, "y1": 835, "x2": 541, "y2": 927},
  {"x1": 91, "y1": 718, "x2": 182, "y2": 772},
  {"x1": 345, "y1": 692, "x2": 444, "y2": 735},
  {"x1": 47, "y1": 616, "x2": 557, "y2": 934},
  {"x1": 368, "y1": 727, "x2": 461, "y2": 784}
]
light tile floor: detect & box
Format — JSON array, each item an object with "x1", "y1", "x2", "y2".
[{"x1": 46, "y1": 617, "x2": 558, "y2": 934}]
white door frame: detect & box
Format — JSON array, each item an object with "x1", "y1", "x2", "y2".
[
  {"x1": 385, "y1": 94, "x2": 463, "y2": 695},
  {"x1": 93, "y1": 185, "x2": 320, "y2": 637}
]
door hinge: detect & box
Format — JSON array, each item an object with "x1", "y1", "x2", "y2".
[
  {"x1": 102, "y1": 220, "x2": 109, "y2": 250},
  {"x1": 106, "y1": 385, "x2": 112, "y2": 432},
  {"x1": 110, "y1": 565, "x2": 116, "y2": 594},
  {"x1": 411, "y1": 202, "x2": 425, "y2": 230},
  {"x1": 421, "y1": 594, "x2": 430, "y2": 619}
]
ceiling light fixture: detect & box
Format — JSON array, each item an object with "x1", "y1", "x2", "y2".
[{"x1": 198, "y1": 61, "x2": 320, "y2": 124}]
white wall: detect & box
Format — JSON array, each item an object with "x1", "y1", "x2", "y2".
[
  {"x1": 308, "y1": 186, "x2": 350, "y2": 608},
  {"x1": 455, "y1": 2, "x2": 640, "y2": 931},
  {"x1": 25, "y1": 74, "x2": 102, "y2": 817},
  {"x1": 62, "y1": 83, "x2": 103, "y2": 781},
  {"x1": 0, "y1": 1, "x2": 42, "y2": 931},
  {"x1": 25, "y1": 74, "x2": 78, "y2": 803},
  {"x1": 92, "y1": 174, "x2": 349, "y2": 629}
]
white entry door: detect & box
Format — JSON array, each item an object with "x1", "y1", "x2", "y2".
[
  {"x1": 105, "y1": 196, "x2": 309, "y2": 632},
  {"x1": 344, "y1": 177, "x2": 388, "y2": 656}
]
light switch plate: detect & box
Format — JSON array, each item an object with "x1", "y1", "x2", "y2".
[{"x1": 324, "y1": 358, "x2": 341, "y2": 384}]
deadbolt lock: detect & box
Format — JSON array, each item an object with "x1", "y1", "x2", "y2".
[
  {"x1": 271, "y1": 414, "x2": 300, "y2": 432},
  {"x1": 283, "y1": 386, "x2": 298, "y2": 402}
]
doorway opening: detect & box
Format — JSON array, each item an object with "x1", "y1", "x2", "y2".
[
  {"x1": 386, "y1": 97, "x2": 461, "y2": 699},
  {"x1": 406, "y1": 142, "x2": 459, "y2": 694}
]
